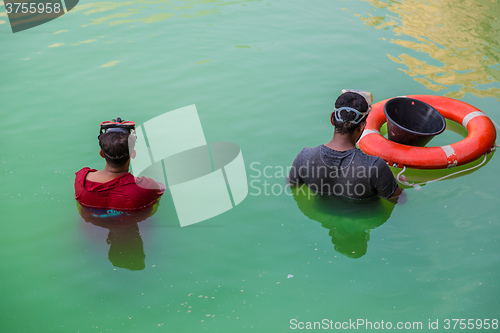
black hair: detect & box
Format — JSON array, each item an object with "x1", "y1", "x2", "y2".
[
  {"x1": 98, "y1": 132, "x2": 135, "y2": 167},
  {"x1": 333, "y1": 92, "x2": 369, "y2": 135}
]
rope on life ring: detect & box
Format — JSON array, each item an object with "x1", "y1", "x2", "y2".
[{"x1": 396, "y1": 153, "x2": 489, "y2": 190}]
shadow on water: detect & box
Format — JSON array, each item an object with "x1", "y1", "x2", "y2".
[
  {"x1": 77, "y1": 203, "x2": 160, "y2": 271},
  {"x1": 292, "y1": 186, "x2": 395, "y2": 258}
]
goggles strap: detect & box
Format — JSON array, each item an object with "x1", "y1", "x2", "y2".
[
  {"x1": 334, "y1": 106, "x2": 370, "y2": 124},
  {"x1": 101, "y1": 150, "x2": 129, "y2": 160},
  {"x1": 104, "y1": 127, "x2": 129, "y2": 134}
]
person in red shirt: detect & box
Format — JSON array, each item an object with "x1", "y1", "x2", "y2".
[{"x1": 75, "y1": 118, "x2": 164, "y2": 212}]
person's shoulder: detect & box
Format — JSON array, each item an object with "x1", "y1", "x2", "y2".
[
  {"x1": 75, "y1": 167, "x2": 96, "y2": 178},
  {"x1": 76, "y1": 167, "x2": 92, "y2": 173},
  {"x1": 353, "y1": 150, "x2": 395, "y2": 180},
  {"x1": 134, "y1": 176, "x2": 165, "y2": 192},
  {"x1": 298, "y1": 145, "x2": 322, "y2": 158},
  {"x1": 292, "y1": 146, "x2": 322, "y2": 167},
  {"x1": 368, "y1": 154, "x2": 389, "y2": 168},
  {"x1": 353, "y1": 148, "x2": 385, "y2": 165}
]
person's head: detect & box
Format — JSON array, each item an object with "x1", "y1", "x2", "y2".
[
  {"x1": 331, "y1": 91, "x2": 371, "y2": 135},
  {"x1": 98, "y1": 131, "x2": 135, "y2": 167}
]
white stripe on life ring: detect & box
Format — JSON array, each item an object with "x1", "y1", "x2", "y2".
[
  {"x1": 359, "y1": 129, "x2": 380, "y2": 141},
  {"x1": 462, "y1": 111, "x2": 487, "y2": 128},
  {"x1": 441, "y1": 145, "x2": 458, "y2": 168}
]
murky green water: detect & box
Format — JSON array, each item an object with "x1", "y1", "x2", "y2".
[{"x1": 1, "y1": 0, "x2": 499, "y2": 332}]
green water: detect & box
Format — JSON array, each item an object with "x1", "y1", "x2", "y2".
[{"x1": 1, "y1": 0, "x2": 500, "y2": 332}]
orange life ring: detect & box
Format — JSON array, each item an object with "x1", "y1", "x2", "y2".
[{"x1": 358, "y1": 95, "x2": 497, "y2": 169}]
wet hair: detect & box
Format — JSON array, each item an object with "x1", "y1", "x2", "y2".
[
  {"x1": 333, "y1": 92, "x2": 369, "y2": 135},
  {"x1": 98, "y1": 132, "x2": 135, "y2": 167}
]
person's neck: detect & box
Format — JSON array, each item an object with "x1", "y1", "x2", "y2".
[
  {"x1": 324, "y1": 132, "x2": 357, "y2": 151},
  {"x1": 103, "y1": 163, "x2": 129, "y2": 175}
]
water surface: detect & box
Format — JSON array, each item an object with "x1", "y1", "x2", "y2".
[{"x1": 1, "y1": 0, "x2": 499, "y2": 332}]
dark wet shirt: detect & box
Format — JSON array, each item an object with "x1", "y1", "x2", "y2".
[{"x1": 289, "y1": 145, "x2": 398, "y2": 199}]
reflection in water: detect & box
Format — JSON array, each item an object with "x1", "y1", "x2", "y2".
[
  {"x1": 106, "y1": 224, "x2": 145, "y2": 271},
  {"x1": 78, "y1": 203, "x2": 159, "y2": 271},
  {"x1": 292, "y1": 186, "x2": 395, "y2": 258},
  {"x1": 69, "y1": 0, "x2": 260, "y2": 27},
  {"x1": 357, "y1": 0, "x2": 500, "y2": 100},
  {"x1": 33, "y1": 0, "x2": 261, "y2": 55}
]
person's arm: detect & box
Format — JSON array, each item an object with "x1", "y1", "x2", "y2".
[
  {"x1": 288, "y1": 150, "x2": 305, "y2": 186},
  {"x1": 388, "y1": 185, "x2": 406, "y2": 204},
  {"x1": 390, "y1": 185, "x2": 403, "y2": 198},
  {"x1": 371, "y1": 159, "x2": 405, "y2": 202}
]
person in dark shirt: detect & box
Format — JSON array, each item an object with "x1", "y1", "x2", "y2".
[
  {"x1": 75, "y1": 118, "x2": 164, "y2": 210},
  {"x1": 289, "y1": 90, "x2": 403, "y2": 200}
]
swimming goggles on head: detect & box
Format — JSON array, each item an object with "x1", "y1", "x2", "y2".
[
  {"x1": 100, "y1": 117, "x2": 136, "y2": 134},
  {"x1": 334, "y1": 89, "x2": 373, "y2": 124},
  {"x1": 98, "y1": 117, "x2": 136, "y2": 160},
  {"x1": 334, "y1": 106, "x2": 369, "y2": 124}
]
